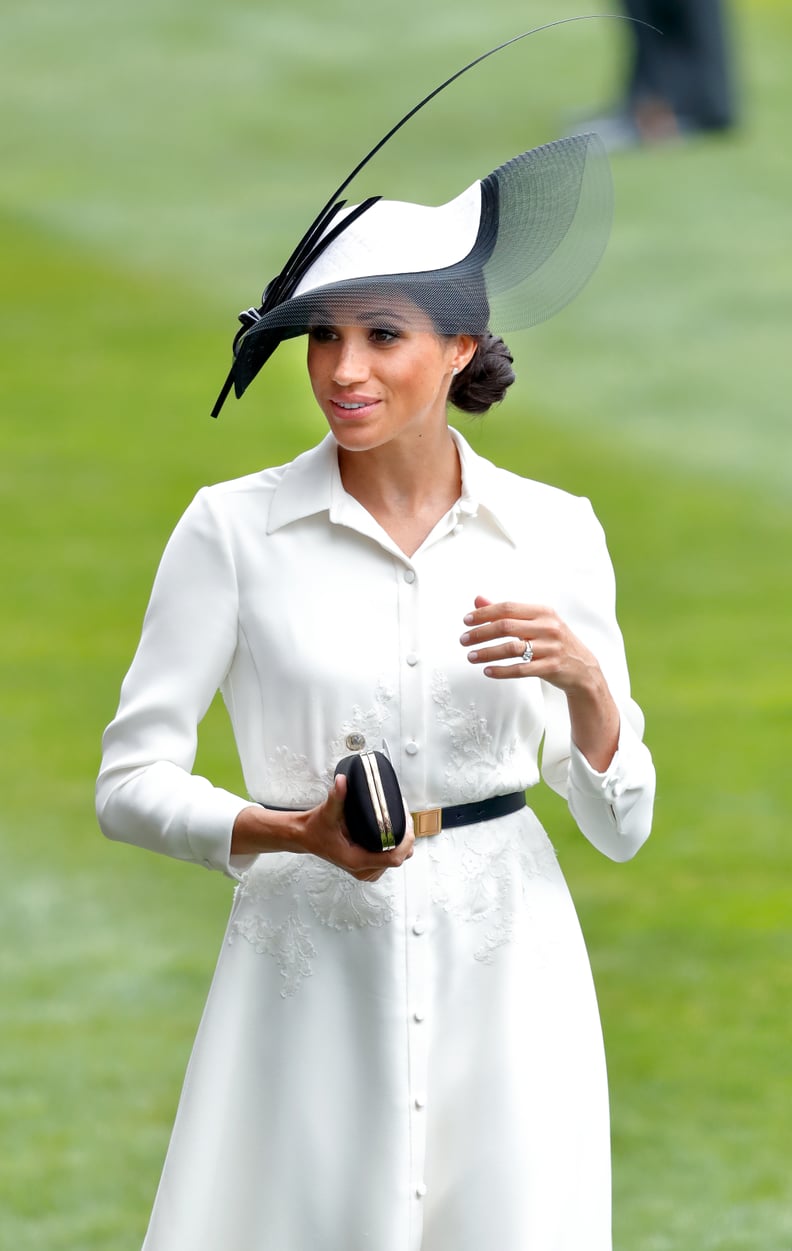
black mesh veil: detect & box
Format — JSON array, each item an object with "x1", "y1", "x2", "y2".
[{"x1": 480, "y1": 136, "x2": 612, "y2": 330}]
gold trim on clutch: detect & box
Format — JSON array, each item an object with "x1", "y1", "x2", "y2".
[{"x1": 360, "y1": 751, "x2": 395, "y2": 850}]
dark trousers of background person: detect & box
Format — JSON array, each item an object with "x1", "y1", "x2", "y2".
[{"x1": 624, "y1": 0, "x2": 738, "y2": 131}]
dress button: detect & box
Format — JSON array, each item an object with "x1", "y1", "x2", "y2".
[
  {"x1": 412, "y1": 918, "x2": 426, "y2": 936},
  {"x1": 403, "y1": 569, "x2": 416, "y2": 584},
  {"x1": 414, "y1": 1095, "x2": 426, "y2": 1109},
  {"x1": 406, "y1": 652, "x2": 419, "y2": 666},
  {"x1": 405, "y1": 741, "x2": 419, "y2": 756},
  {"x1": 345, "y1": 732, "x2": 366, "y2": 751},
  {"x1": 413, "y1": 1009, "x2": 425, "y2": 1023},
  {"x1": 415, "y1": 1182, "x2": 427, "y2": 1198}
]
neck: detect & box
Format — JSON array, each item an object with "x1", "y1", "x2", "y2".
[{"x1": 336, "y1": 424, "x2": 462, "y2": 556}]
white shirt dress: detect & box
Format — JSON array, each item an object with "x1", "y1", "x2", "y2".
[{"x1": 97, "y1": 429, "x2": 655, "y2": 1251}]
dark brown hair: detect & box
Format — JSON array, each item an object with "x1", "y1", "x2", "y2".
[{"x1": 449, "y1": 333, "x2": 515, "y2": 415}]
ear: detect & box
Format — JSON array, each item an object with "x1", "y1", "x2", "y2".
[{"x1": 449, "y1": 334, "x2": 478, "y2": 375}]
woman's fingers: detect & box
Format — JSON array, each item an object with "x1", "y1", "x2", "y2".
[
  {"x1": 465, "y1": 635, "x2": 538, "y2": 665},
  {"x1": 323, "y1": 772, "x2": 347, "y2": 823},
  {"x1": 460, "y1": 603, "x2": 553, "y2": 647},
  {"x1": 302, "y1": 779, "x2": 414, "y2": 879},
  {"x1": 460, "y1": 603, "x2": 553, "y2": 674},
  {"x1": 459, "y1": 598, "x2": 598, "y2": 690},
  {"x1": 477, "y1": 658, "x2": 536, "y2": 680}
]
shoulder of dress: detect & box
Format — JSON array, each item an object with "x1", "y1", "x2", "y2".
[
  {"x1": 200, "y1": 463, "x2": 290, "y2": 502},
  {"x1": 183, "y1": 463, "x2": 290, "y2": 525},
  {"x1": 194, "y1": 438, "x2": 335, "y2": 534},
  {"x1": 479, "y1": 461, "x2": 595, "y2": 533},
  {"x1": 165, "y1": 467, "x2": 290, "y2": 548}
]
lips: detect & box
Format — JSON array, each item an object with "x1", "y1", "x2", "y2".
[{"x1": 329, "y1": 395, "x2": 381, "y2": 419}]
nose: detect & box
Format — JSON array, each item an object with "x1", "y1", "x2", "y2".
[{"x1": 332, "y1": 337, "x2": 370, "y2": 386}]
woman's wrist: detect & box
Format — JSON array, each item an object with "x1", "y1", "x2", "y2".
[
  {"x1": 231, "y1": 804, "x2": 305, "y2": 857},
  {"x1": 566, "y1": 667, "x2": 620, "y2": 774}
]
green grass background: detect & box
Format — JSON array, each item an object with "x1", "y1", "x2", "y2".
[{"x1": 1, "y1": 1, "x2": 790, "y2": 1247}]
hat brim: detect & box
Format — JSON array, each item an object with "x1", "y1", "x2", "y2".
[{"x1": 232, "y1": 132, "x2": 610, "y2": 401}]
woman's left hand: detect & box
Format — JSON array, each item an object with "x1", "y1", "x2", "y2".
[
  {"x1": 459, "y1": 595, "x2": 602, "y2": 696},
  {"x1": 460, "y1": 596, "x2": 620, "y2": 772}
]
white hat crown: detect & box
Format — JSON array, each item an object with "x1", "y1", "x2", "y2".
[{"x1": 293, "y1": 183, "x2": 483, "y2": 296}]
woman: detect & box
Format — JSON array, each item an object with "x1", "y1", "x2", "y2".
[{"x1": 97, "y1": 133, "x2": 655, "y2": 1250}]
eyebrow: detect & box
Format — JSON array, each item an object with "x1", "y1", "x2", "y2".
[
  {"x1": 356, "y1": 309, "x2": 409, "y2": 327},
  {"x1": 311, "y1": 307, "x2": 410, "y2": 329}
]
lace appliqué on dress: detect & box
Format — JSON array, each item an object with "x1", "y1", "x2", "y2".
[
  {"x1": 228, "y1": 908, "x2": 317, "y2": 998},
  {"x1": 431, "y1": 672, "x2": 519, "y2": 804},
  {"x1": 328, "y1": 682, "x2": 395, "y2": 767},
  {"x1": 228, "y1": 854, "x2": 397, "y2": 997},
  {"x1": 263, "y1": 746, "x2": 326, "y2": 807},
  {"x1": 231, "y1": 684, "x2": 399, "y2": 993},
  {"x1": 262, "y1": 683, "x2": 395, "y2": 807},
  {"x1": 428, "y1": 817, "x2": 559, "y2": 965},
  {"x1": 429, "y1": 672, "x2": 554, "y2": 964},
  {"x1": 303, "y1": 863, "x2": 397, "y2": 930}
]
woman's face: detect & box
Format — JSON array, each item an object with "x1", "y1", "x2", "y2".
[{"x1": 306, "y1": 300, "x2": 474, "y2": 453}]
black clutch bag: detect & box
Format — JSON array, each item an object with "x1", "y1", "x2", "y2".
[{"x1": 334, "y1": 750, "x2": 407, "y2": 853}]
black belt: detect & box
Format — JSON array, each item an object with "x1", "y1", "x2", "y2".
[
  {"x1": 411, "y1": 791, "x2": 526, "y2": 837},
  {"x1": 261, "y1": 791, "x2": 526, "y2": 838}
]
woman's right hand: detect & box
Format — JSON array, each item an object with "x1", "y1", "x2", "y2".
[{"x1": 231, "y1": 774, "x2": 414, "y2": 882}]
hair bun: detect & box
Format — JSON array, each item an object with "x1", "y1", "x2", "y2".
[{"x1": 449, "y1": 334, "x2": 515, "y2": 415}]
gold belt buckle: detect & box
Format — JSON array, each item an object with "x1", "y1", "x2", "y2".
[{"x1": 412, "y1": 807, "x2": 443, "y2": 838}]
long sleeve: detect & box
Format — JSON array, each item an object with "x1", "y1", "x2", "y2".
[
  {"x1": 96, "y1": 489, "x2": 254, "y2": 878},
  {"x1": 539, "y1": 497, "x2": 655, "y2": 862}
]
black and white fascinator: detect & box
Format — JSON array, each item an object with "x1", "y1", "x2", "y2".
[{"x1": 211, "y1": 20, "x2": 618, "y2": 417}]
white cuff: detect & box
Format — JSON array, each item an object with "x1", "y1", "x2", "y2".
[
  {"x1": 184, "y1": 788, "x2": 259, "y2": 880},
  {"x1": 567, "y1": 718, "x2": 655, "y2": 861}
]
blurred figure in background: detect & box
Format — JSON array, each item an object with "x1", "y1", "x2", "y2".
[{"x1": 573, "y1": 0, "x2": 738, "y2": 149}]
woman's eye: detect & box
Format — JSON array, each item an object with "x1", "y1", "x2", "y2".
[
  {"x1": 370, "y1": 327, "x2": 399, "y2": 343},
  {"x1": 309, "y1": 325, "x2": 337, "y2": 342}
]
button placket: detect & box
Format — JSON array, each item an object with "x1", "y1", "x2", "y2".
[
  {"x1": 405, "y1": 844, "x2": 431, "y2": 1226},
  {"x1": 394, "y1": 554, "x2": 431, "y2": 1235},
  {"x1": 395, "y1": 558, "x2": 426, "y2": 801}
]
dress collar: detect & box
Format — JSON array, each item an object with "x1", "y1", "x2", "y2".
[{"x1": 267, "y1": 428, "x2": 517, "y2": 546}]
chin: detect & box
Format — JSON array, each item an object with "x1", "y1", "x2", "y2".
[{"x1": 328, "y1": 419, "x2": 388, "y2": 452}]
